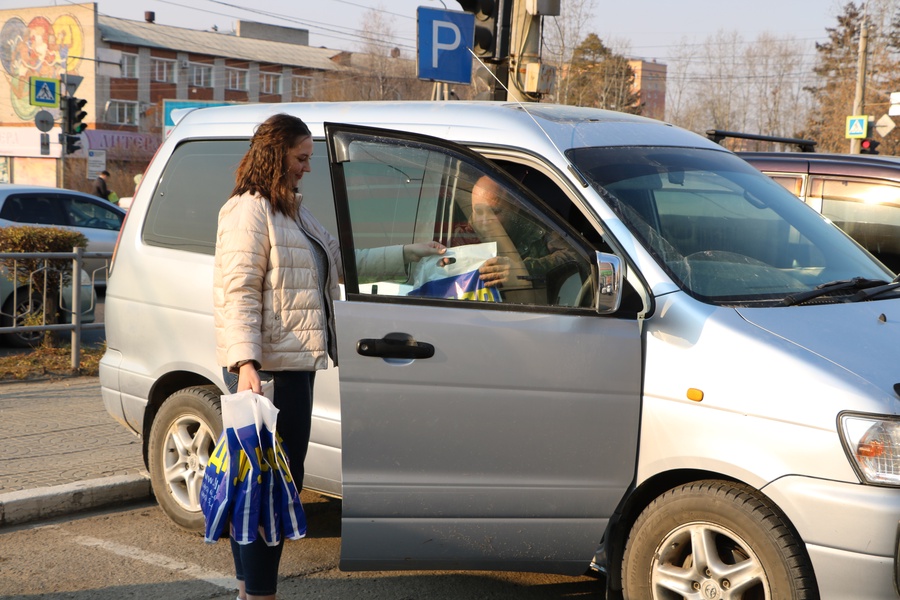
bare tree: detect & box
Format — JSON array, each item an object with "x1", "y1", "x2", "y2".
[
  {"x1": 745, "y1": 33, "x2": 812, "y2": 140},
  {"x1": 332, "y1": 7, "x2": 430, "y2": 101},
  {"x1": 664, "y1": 30, "x2": 813, "y2": 148},
  {"x1": 665, "y1": 36, "x2": 704, "y2": 131}
]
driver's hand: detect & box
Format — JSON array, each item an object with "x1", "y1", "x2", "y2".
[{"x1": 479, "y1": 256, "x2": 510, "y2": 287}]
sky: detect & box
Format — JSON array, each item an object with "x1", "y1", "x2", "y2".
[{"x1": 12, "y1": 0, "x2": 847, "y2": 64}]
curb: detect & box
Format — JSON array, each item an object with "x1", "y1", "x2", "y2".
[{"x1": 0, "y1": 472, "x2": 152, "y2": 527}]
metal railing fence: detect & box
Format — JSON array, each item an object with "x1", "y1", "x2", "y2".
[{"x1": 0, "y1": 247, "x2": 110, "y2": 370}]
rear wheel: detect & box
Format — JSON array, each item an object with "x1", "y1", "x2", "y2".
[
  {"x1": 148, "y1": 386, "x2": 222, "y2": 532},
  {"x1": 622, "y1": 480, "x2": 818, "y2": 600}
]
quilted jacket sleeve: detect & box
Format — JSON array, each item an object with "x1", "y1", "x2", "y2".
[
  {"x1": 355, "y1": 246, "x2": 406, "y2": 283},
  {"x1": 215, "y1": 195, "x2": 271, "y2": 371}
]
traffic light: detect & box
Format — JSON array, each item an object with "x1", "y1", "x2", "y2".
[
  {"x1": 64, "y1": 133, "x2": 82, "y2": 155},
  {"x1": 860, "y1": 138, "x2": 880, "y2": 154},
  {"x1": 456, "y1": 0, "x2": 508, "y2": 61},
  {"x1": 61, "y1": 96, "x2": 87, "y2": 155},
  {"x1": 68, "y1": 97, "x2": 88, "y2": 134}
]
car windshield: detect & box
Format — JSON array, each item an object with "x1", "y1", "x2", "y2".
[{"x1": 567, "y1": 146, "x2": 893, "y2": 305}]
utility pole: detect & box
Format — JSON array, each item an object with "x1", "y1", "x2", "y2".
[
  {"x1": 850, "y1": 12, "x2": 869, "y2": 154},
  {"x1": 505, "y1": 0, "x2": 559, "y2": 102}
]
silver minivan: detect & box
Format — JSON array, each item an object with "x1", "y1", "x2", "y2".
[{"x1": 100, "y1": 101, "x2": 900, "y2": 599}]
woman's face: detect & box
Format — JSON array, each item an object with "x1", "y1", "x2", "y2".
[{"x1": 285, "y1": 136, "x2": 313, "y2": 190}]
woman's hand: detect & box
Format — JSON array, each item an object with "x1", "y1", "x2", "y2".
[
  {"x1": 403, "y1": 241, "x2": 447, "y2": 263},
  {"x1": 237, "y1": 361, "x2": 262, "y2": 394}
]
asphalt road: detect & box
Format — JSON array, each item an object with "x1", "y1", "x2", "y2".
[{"x1": 0, "y1": 494, "x2": 606, "y2": 599}]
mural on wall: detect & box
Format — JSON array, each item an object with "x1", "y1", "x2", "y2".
[{"x1": 0, "y1": 12, "x2": 85, "y2": 121}]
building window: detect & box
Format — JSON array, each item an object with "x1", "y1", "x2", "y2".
[
  {"x1": 226, "y1": 67, "x2": 247, "y2": 91},
  {"x1": 121, "y1": 53, "x2": 138, "y2": 78},
  {"x1": 151, "y1": 58, "x2": 176, "y2": 83},
  {"x1": 107, "y1": 100, "x2": 139, "y2": 125},
  {"x1": 260, "y1": 72, "x2": 281, "y2": 95},
  {"x1": 189, "y1": 63, "x2": 212, "y2": 87},
  {"x1": 292, "y1": 75, "x2": 312, "y2": 99}
]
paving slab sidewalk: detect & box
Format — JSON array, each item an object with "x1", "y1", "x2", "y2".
[{"x1": 0, "y1": 376, "x2": 150, "y2": 527}]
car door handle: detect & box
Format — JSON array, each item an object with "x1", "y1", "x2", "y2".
[{"x1": 356, "y1": 332, "x2": 435, "y2": 359}]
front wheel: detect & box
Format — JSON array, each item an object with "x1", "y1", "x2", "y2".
[
  {"x1": 148, "y1": 386, "x2": 222, "y2": 532},
  {"x1": 622, "y1": 480, "x2": 818, "y2": 600}
]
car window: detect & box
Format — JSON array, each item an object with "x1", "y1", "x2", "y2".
[
  {"x1": 61, "y1": 196, "x2": 123, "y2": 230},
  {"x1": 334, "y1": 133, "x2": 593, "y2": 308},
  {"x1": 809, "y1": 176, "x2": 900, "y2": 272},
  {"x1": 768, "y1": 175, "x2": 804, "y2": 197},
  {"x1": 143, "y1": 140, "x2": 336, "y2": 255},
  {"x1": 0, "y1": 193, "x2": 66, "y2": 226}
]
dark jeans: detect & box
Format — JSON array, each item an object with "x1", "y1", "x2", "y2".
[{"x1": 222, "y1": 368, "x2": 315, "y2": 596}]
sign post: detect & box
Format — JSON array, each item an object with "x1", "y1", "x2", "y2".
[{"x1": 417, "y1": 8, "x2": 475, "y2": 88}]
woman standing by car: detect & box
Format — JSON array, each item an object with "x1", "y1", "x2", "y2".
[{"x1": 214, "y1": 112, "x2": 445, "y2": 600}]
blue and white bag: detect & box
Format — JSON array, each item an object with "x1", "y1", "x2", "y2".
[{"x1": 200, "y1": 387, "x2": 306, "y2": 545}]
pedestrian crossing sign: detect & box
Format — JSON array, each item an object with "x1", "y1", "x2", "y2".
[
  {"x1": 846, "y1": 115, "x2": 868, "y2": 139},
  {"x1": 30, "y1": 77, "x2": 59, "y2": 108}
]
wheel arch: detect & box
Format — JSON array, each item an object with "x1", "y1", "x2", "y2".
[
  {"x1": 141, "y1": 369, "x2": 224, "y2": 463},
  {"x1": 600, "y1": 468, "x2": 810, "y2": 596}
]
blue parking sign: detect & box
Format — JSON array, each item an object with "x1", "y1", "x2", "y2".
[{"x1": 417, "y1": 8, "x2": 474, "y2": 85}]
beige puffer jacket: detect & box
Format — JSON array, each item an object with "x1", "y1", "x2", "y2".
[
  {"x1": 214, "y1": 192, "x2": 343, "y2": 373},
  {"x1": 214, "y1": 192, "x2": 409, "y2": 373}
]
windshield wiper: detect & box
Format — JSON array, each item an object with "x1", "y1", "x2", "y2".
[
  {"x1": 780, "y1": 277, "x2": 889, "y2": 306},
  {"x1": 850, "y1": 281, "x2": 900, "y2": 302}
]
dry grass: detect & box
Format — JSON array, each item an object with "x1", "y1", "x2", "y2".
[{"x1": 0, "y1": 342, "x2": 103, "y2": 381}]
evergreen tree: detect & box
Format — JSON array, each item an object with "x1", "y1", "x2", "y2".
[
  {"x1": 566, "y1": 34, "x2": 641, "y2": 113},
  {"x1": 806, "y1": 1, "x2": 900, "y2": 154}
]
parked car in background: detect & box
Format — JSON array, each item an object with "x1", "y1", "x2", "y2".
[
  {"x1": 0, "y1": 184, "x2": 126, "y2": 287},
  {"x1": 708, "y1": 130, "x2": 900, "y2": 273},
  {"x1": 0, "y1": 264, "x2": 95, "y2": 347}
]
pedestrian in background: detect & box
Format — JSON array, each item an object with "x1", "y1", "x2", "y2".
[{"x1": 92, "y1": 170, "x2": 111, "y2": 201}]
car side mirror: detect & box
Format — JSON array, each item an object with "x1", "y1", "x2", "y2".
[{"x1": 594, "y1": 251, "x2": 623, "y2": 314}]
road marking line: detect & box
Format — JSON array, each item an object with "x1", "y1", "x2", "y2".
[{"x1": 73, "y1": 535, "x2": 233, "y2": 589}]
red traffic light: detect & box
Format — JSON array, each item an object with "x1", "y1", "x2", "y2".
[{"x1": 861, "y1": 138, "x2": 881, "y2": 154}]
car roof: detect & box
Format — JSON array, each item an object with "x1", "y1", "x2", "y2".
[
  {"x1": 0, "y1": 185, "x2": 126, "y2": 213},
  {"x1": 739, "y1": 151, "x2": 900, "y2": 182},
  {"x1": 171, "y1": 101, "x2": 726, "y2": 159}
]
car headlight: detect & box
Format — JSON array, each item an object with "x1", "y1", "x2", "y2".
[{"x1": 840, "y1": 413, "x2": 900, "y2": 486}]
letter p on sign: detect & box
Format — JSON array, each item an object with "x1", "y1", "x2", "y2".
[{"x1": 433, "y1": 21, "x2": 461, "y2": 68}]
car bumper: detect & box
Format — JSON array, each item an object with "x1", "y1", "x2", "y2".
[{"x1": 762, "y1": 475, "x2": 900, "y2": 598}]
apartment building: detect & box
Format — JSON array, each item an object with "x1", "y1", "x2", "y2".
[
  {"x1": 0, "y1": 2, "x2": 422, "y2": 193},
  {"x1": 628, "y1": 59, "x2": 667, "y2": 121}
]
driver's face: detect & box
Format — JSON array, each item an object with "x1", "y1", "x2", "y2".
[{"x1": 471, "y1": 177, "x2": 509, "y2": 231}]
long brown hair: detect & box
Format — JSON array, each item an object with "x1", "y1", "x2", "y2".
[{"x1": 232, "y1": 113, "x2": 311, "y2": 217}]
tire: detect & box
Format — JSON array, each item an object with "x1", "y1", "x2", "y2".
[
  {"x1": 1, "y1": 291, "x2": 47, "y2": 348},
  {"x1": 622, "y1": 480, "x2": 818, "y2": 600},
  {"x1": 148, "y1": 386, "x2": 222, "y2": 532}
]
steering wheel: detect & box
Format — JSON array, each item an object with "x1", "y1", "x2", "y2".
[{"x1": 574, "y1": 275, "x2": 595, "y2": 308}]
